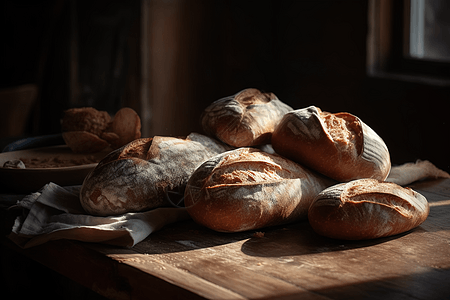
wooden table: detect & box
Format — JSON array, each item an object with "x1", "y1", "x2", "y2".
[{"x1": 2, "y1": 178, "x2": 450, "y2": 300}]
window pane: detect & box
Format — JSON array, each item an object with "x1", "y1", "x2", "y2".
[{"x1": 409, "y1": 0, "x2": 450, "y2": 62}]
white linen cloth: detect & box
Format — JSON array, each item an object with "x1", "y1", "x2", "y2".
[
  {"x1": 9, "y1": 182, "x2": 190, "y2": 248},
  {"x1": 385, "y1": 160, "x2": 450, "y2": 186},
  {"x1": 8, "y1": 160, "x2": 449, "y2": 249}
]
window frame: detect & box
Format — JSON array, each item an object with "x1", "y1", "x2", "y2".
[{"x1": 367, "y1": 0, "x2": 450, "y2": 85}]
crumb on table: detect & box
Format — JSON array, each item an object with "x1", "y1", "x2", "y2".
[{"x1": 253, "y1": 231, "x2": 265, "y2": 238}]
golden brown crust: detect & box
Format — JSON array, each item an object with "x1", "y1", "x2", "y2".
[
  {"x1": 184, "y1": 147, "x2": 334, "y2": 232},
  {"x1": 308, "y1": 179, "x2": 430, "y2": 240},
  {"x1": 271, "y1": 106, "x2": 391, "y2": 182},
  {"x1": 201, "y1": 88, "x2": 293, "y2": 147}
]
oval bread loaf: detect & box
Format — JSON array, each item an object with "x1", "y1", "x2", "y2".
[
  {"x1": 308, "y1": 178, "x2": 430, "y2": 240},
  {"x1": 80, "y1": 133, "x2": 231, "y2": 216},
  {"x1": 271, "y1": 106, "x2": 391, "y2": 182},
  {"x1": 184, "y1": 147, "x2": 335, "y2": 232},
  {"x1": 201, "y1": 88, "x2": 293, "y2": 147}
]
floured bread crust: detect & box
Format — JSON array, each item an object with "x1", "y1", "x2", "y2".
[
  {"x1": 271, "y1": 106, "x2": 391, "y2": 182},
  {"x1": 308, "y1": 178, "x2": 430, "y2": 240},
  {"x1": 201, "y1": 88, "x2": 293, "y2": 147},
  {"x1": 80, "y1": 133, "x2": 231, "y2": 216},
  {"x1": 184, "y1": 147, "x2": 334, "y2": 232}
]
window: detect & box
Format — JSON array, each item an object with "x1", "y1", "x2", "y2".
[
  {"x1": 408, "y1": 0, "x2": 450, "y2": 62},
  {"x1": 367, "y1": 0, "x2": 450, "y2": 85}
]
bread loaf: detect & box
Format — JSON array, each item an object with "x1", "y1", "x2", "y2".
[
  {"x1": 184, "y1": 147, "x2": 335, "y2": 232},
  {"x1": 201, "y1": 88, "x2": 293, "y2": 147},
  {"x1": 61, "y1": 107, "x2": 141, "y2": 153},
  {"x1": 308, "y1": 178, "x2": 429, "y2": 240},
  {"x1": 61, "y1": 107, "x2": 112, "y2": 153},
  {"x1": 271, "y1": 106, "x2": 391, "y2": 182},
  {"x1": 101, "y1": 107, "x2": 141, "y2": 149},
  {"x1": 80, "y1": 133, "x2": 231, "y2": 216},
  {"x1": 61, "y1": 107, "x2": 111, "y2": 136}
]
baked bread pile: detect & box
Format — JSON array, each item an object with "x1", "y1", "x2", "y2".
[
  {"x1": 80, "y1": 88, "x2": 437, "y2": 240},
  {"x1": 184, "y1": 88, "x2": 431, "y2": 240}
]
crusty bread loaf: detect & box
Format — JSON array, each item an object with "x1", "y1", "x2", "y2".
[
  {"x1": 308, "y1": 178, "x2": 429, "y2": 240},
  {"x1": 271, "y1": 106, "x2": 391, "y2": 182},
  {"x1": 80, "y1": 133, "x2": 231, "y2": 216},
  {"x1": 201, "y1": 88, "x2": 293, "y2": 147},
  {"x1": 61, "y1": 107, "x2": 111, "y2": 136},
  {"x1": 101, "y1": 107, "x2": 141, "y2": 149},
  {"x1": 61, "y1": 107, "x2": 141, "y2": 153},
  {"x1": 184, "y1": 147, "x2": 335, "y2": 232},
  {"x1": 61, "y1": 107, "x2": 112, "y2": 153}
]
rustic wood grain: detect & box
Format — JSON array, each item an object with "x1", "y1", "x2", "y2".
[{"x1": 2, "y1": 178, "x2": 450, "y2": 299}]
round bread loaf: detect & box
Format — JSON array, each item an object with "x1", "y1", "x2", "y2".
[
  {"x1": 61, "y1": 107, "x2": 111, "y2": 136},
  {"x1": 61, "y1": 107, "x2": 141, "y2": 153},
  {"x1": 201, "y1": 88, "x2": 293, "y2": 147},
  {"x1": 308, "y1": 178, "x2": 430, "y2": 240},
  {"x1": 271, "y1": 106, "x2": 391, "y2": 182},
  {"x1": 80, "y1": 133, "x2": 231, "y2": 216},
  {"x1": 184, "y1": 147, "x2": 334, "y2": 232},
  {"x1": 61, "y1": 107, "x2": 112, "y2": 153}
]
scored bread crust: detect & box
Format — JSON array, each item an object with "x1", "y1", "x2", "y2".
[
  {"x1": 201, "y1": 88, "x2": 293, "y2": 147},
  {"x1": 184, "y1": 147, "x2": 334, "y2": 232},
  {"x1": 271, "y1": 106, "x2": 391, "y2": 182},
  {"x1": 80, "y1": 133, "x2": 231, "y2": 216},
  {"x1": 308, "y1": 178, "x2": 430, "y2": 240}
]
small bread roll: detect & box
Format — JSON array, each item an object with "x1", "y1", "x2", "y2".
[
  {"x1": 271, "y1": 106, "x2": 391, "y2": 182},
  {"x1": 184, "y1": 147, "x2": 334, "y2": 232},
  {"x1": 61, "y1": 107, "x2": 141, "y2": 153},
  {"x1": 61, "y1": 107, "x2": 111, "y2": 136},
  {"x1": 101, "y1": 107, "x2": 141, "y2": 149},
  {"x1": 80, "y1": 133, "x2": 231, "y2": 216},
  {"x1": 201, "y1": 88, "x2": 293, "y2": 147},
  {"x1": 308, "y1": 179, "x2": 430, "y2": 240},
  {"x1": 62, "y1": 131, "x2": 110, "y2": 153}
]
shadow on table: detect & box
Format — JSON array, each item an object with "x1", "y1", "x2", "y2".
[
  {"x1": 132, "y1": 219, "x2": 257, "y2": 254},
  {"x1": 132, "y1": 218, "x2": 422, "y2": 257},
  {"x1": 240, "y1": 221, "x2": 421, "y2": 258},
  {"x1": 253, "y1": 266, "x2": 450, "y2": 300}
]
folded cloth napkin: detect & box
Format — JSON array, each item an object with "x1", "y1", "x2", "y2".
[
  {"x1": 385, "y1": 160, "x2": 450, "y2": 186},
  {"x1": 8, "y1": 182, "x2": 190, "y2": 248}
]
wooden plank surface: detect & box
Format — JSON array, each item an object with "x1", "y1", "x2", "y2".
[
  {"x1": 93, "y1": 178, "x2": 450, "y2": 299},
  {"x1": 3, "y1": 178, "x2": 450, "y2": 300}
]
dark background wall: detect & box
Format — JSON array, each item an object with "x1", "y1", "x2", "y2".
[{"x1": 1, "y1": 0, "x2": 448, "y2": 172}]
